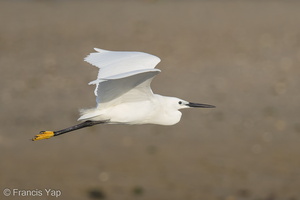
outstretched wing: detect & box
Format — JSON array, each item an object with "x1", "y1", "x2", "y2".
[
  {"x1": 84, "y1": 48, "x2": 161, "y2": 105},
  {"x1": 78, "y1": 70, "x2": 160, "y2": 121},
  {"x1": 85, "y1": 48, "x2": 161, "y2": 94},
  {"x1": 96, "y1": 69, "x2": 160, "y2": 106}
]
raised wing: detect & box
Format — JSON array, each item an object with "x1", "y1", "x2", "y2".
[
  {"x1": 96, "y1": 69, "x2": 160, "y2": 107},
  {"x1": 85, "y1": 48, "x2": 161, "y2": 96},
  {"x1": 84, "y1": 48, "x2": 161, "y2": 105},
  {"x1": 78, "y1": 69, "x2": 160, "y2": 121}
]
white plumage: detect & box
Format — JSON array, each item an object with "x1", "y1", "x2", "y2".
[
  {"x1": 85, "y1": 48, "x2": 161, "y2": 95},
  {"x1": 78, "y1": 48, "x2": 214, "y2": 125},
  {"x1": 32, "y1": 48, "x2": 215, "y2": 141}
]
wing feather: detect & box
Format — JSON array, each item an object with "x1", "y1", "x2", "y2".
[
  {"x1": 84, "y1": 48, "x2": 161, "y2": 107},
  {"x1": 96, "y1": 70, "x2": 160, "y2": 107},
  {"x1": 85, "y1": 48, "x2": 161, "y2": 82}
]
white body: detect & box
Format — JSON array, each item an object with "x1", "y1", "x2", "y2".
[
  {"x1": 78, "y1": 48, "x2": 212, "y2": 125},
  {"x1": 80, "y1": 94, "x2": 183, "y2": 125}
]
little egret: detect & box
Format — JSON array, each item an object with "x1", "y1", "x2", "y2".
[{"x1": 32, "y1": 48, "x2": 215, "y2": 141}]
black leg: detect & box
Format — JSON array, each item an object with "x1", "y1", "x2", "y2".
[
  {"x1": 32, "y1": 120, "x2": 109, "y2": 141},
  {"x1": 54, "y1": 120, "x2": 108, "y2": 136}
]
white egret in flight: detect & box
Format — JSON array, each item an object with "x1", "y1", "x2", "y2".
[{"x1": 33, "y1": 48, "x2": 215, "y2": 141}]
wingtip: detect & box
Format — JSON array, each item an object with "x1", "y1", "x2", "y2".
[
  {"x1": 83, "y1": 48, "x2": 107, "y2": 63},
  {"x1": 94, "y1": 48, "x2": 108, "y2": 53}
]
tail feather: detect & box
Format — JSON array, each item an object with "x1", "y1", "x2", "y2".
[{"x1": 78, "y1": 108, "x2": 104, "y2": 121}]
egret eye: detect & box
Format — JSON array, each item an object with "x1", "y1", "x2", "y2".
[{"x1": 178, "y1": 101, "x2": 182, "y2": 105}]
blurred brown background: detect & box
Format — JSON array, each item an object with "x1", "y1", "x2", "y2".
[{"x1": 1, "y1": 1, "x2": 300, "y2": 200}]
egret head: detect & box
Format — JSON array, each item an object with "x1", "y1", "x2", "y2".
[{"x1": 169, "y1": 97, "x2": 215, "y2": 110}]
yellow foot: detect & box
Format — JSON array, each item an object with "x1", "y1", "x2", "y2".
[{"x1": 32, "y1": 131, "x2": 55, "y2": 141}]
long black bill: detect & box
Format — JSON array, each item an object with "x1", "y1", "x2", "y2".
[{"x1": 187, "y1": 102, "x2": 216, "y2": 108}]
